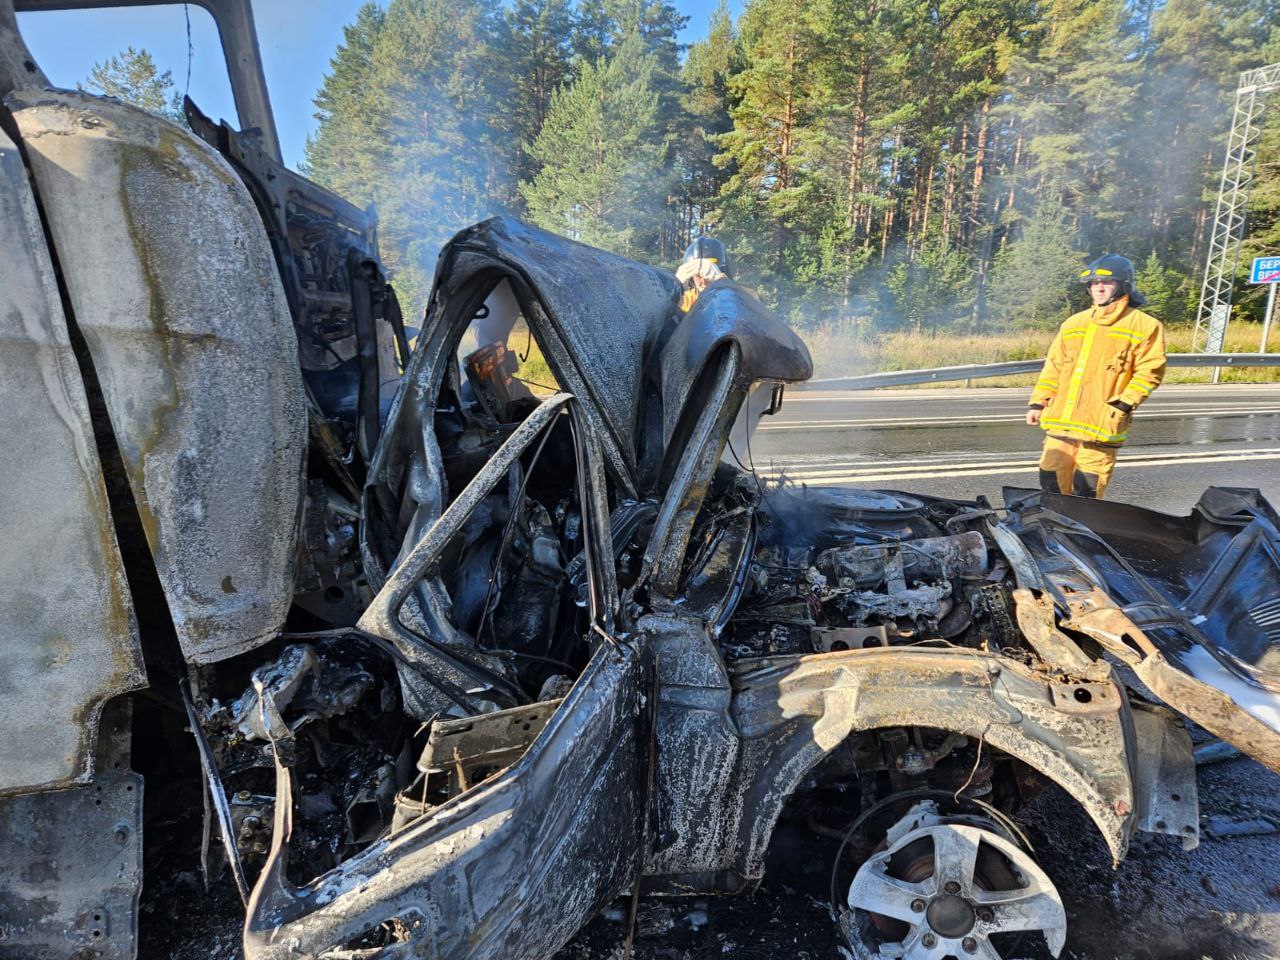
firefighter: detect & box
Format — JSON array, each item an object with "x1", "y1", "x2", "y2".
[
  {"x1": 676, "y1": 235, "x2": 731, "y2": 312},
  {"x1": 1025, "y1": 253, "x2": 1166, "y2": 498}
]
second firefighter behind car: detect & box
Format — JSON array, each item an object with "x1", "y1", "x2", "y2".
[
  {"x1": 677, "y1": 235, "x2": 731, "y2": 312},
  {"x1": 1026, "y1": 254, "x2": 1167, "y2": 498}
]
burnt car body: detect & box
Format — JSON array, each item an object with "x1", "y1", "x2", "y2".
[{"x1": 3, "y1": 3, "x2": 1280, "y2": 959}]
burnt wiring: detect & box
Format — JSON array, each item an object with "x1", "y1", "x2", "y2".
[
  {"x1": 512, "y1": 375, "x2": 560, "y2": 392},
  {"x1": 518, "y1": 321, "x2": 533, "y2": 363},
  {"x1": 501, "y1": 650, "x2": 579, "y2": 674},
  {"x1": 954, "y1": 731, "x2": 987, "y2": 801},
  {"x1": 726, "y1": 432, "x2": 766, "y2": 504}
]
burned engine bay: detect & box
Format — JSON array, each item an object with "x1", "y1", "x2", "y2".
[
  {"x1": 5, "y1": 8, "x2": 1280, "y2": 956},
  {"x1": 723, "y1": 488, "x2": 1011, "y2": 660}
]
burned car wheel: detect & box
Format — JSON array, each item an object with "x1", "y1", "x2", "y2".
[{"x1": 843, "y1": 798, "x2": 1066, "y2": 960}]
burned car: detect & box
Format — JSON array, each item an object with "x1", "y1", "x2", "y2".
[{"x1": 4, "y1": 3, "x2": 1280, "y2": 959}]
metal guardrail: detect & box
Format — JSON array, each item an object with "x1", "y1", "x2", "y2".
[{"x1": 801, "y1": 353, "x2": 1280, "y2": 391}]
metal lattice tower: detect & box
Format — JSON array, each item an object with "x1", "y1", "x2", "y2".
[{"x1": 1194, "y1": 62, "x2": 1280, "y2": 352}]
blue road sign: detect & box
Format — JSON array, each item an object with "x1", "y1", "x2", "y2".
[{"x1": 1251, "y1": 256, "x2": 1280, "y2": 283}]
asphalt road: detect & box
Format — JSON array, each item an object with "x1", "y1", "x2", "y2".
[{"x1": 752, "y1": 383, "x2": 1280, "y2": 512}]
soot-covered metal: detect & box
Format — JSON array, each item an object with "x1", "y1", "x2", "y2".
[{"x1": 2, "y1": 6, "x2": 1280, "y2": 958}]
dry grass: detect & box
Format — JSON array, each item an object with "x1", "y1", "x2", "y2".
[
  {"x1": 476, "y1": 318, "x2": 1276, "y2": 396},
  {"x1": 798, "y1": 321, "x2": 1280, "y2": 387}
]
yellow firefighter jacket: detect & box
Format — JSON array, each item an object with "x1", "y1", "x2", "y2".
[{"x1": 1029, "y1": 296, "x2": 1166, "y2": 445}]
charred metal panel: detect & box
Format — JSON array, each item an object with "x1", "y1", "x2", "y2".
[
  {"x1": 642, "y1": 643, "x2": 1137, "y2": 893},
  {"x1": 1129, "y1": 704, "x2": 1199, "y2": 849},
  {"x1": 417, "y1": 698, "x2": 564, "y2": 797},
  {"x1": 657, "y1": 282, "x2": 812, "y2": 451},
  {"x1": 0, "y1": 124, "x2": 144, "y2": 794},
  {"x1": 728, "y1": 649, "x2": 1135, "y2": 871},
  {"x1": 9, "y1": 88, "x2": 306, "y2": 663},
  {"x1": 243, "y1": 642, "x2": 645, "y2": 960},
  {"x1": 1061, "y1": 596, "x2": 1280, "y2": 774},
  {"x1": 0, "y1": 700, "x2": 143, "y2": 959},
  {"x1": 1025, "y1": 489, "x2": 1280, "y2": 690},
  {"x1": 185, "y1": 100, "x2": 402, "y2": 464},
  {"x1": 0, "y1": 0, "x2": 47, "y2": 97},
  {"x1": 646, "y1": 348, "x2": 743, "y2": 597},
  {"x1": 640, "y1": 613, "x2": 742, "y2": 882}
]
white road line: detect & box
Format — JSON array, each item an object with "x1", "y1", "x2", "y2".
[
  {"x1": 767, "y1": 405, "x2": 1280, "y2": 426},
  {"x1": 760, "y1": 450, "x2": 1280, "y2": 484},
  {"x1": 785, "y1": 390, "x2": 1280, "y2": 404},
  {"x1": 763, "y1": 446, "x2": 1280, "y2": 476},
  {"x1": 767, "y1": 451, "x2": 1045, "y2": 470},
  {"x1": 783, "y1": 401, "x2": 1280, "y2": 411},
  {"x1": 790, "y1": 386, "x2": 1280, "y2": 398},
  {"x1": 761, "y1": 406, "x2": 1280, "y2": 430}
]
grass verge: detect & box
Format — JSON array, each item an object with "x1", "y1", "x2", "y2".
[{"x1": 799, "y1": 322, "x2": 1280, "y2": 387}]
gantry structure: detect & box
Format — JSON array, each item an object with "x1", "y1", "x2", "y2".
[{"x1": 1195, "y1": 63, "x2": 1280, "y2": 352}]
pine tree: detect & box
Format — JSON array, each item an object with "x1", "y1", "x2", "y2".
[
  {"x1": 884, "y1": 238, "x2": 976, "y2": 331},
  {"x1": 304, "y1": 3, "x2": 387, "y2": 200},
  {"x1": 571, "y1": 0, "x2": 613, "y2": 63},
  {"x1": 674, "y1": 1, "x2": 737, "y2": 240},
  {"x1": 503, "y1": 0, "x2": 576, "y2": 189},
  {"x1": 1136, "y1": 0, "x2": 1278, "y2": 273},
  {"x1": 310, "y1": 0, "x2": 513, "y2": 308},
  {"x1": 715, "y1": 0, "x2": 825, "y2": 299},
  {"x1": 1000, "y1": 0, "x2": 1141, "y2": 238},
  {"x1": 606, "y1": 0, "x2": 689, "y2": 260},
  {"x1": 81, "y1": 46, "x2": 185, "y2": 125},
  {"x1": 1134, "y1": 250, "x2": 1192, "y2": 324},
  {"x1": 298, "y1": 0, "x2": 1279, "y2": 338},
  {"x1": 520, "y1": 30, "x2": 664, "y2": 256},
  {"x1": 811, "y1": 0, "x2": 892, "y2": 291},
  {"x1": 985, "y1": 199, "x2": 1084, "y2": 329}
]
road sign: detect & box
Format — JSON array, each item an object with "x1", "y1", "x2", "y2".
[{"x1": 1251, "y1": 256, "x2": 1280, "y2": 283}]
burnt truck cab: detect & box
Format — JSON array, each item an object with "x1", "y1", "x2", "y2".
[{"x1": 3, "y1": 3, "x2": 1280, "y2": 960}]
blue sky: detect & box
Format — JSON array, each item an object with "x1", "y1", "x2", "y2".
[{"x1": 16, "y1": 1, "x2": 738, "y2": 172}]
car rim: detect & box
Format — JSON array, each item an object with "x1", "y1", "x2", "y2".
[{"x1": 848, "y1": 816, "x2": 1066, "y2": 959}]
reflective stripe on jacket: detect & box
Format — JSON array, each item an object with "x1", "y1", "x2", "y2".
[{"x1": 1029, "y1": 297, "x2": 1166, "y2": 445}]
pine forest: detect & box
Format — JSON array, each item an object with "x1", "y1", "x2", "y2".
[{"x1": 301, "y1": 0, "x2": 1280, "y2": 344}]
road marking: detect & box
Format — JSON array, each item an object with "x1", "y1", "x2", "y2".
[
  {"x1": 782, "y1": 400, "x2": 1280, "y2": 412},
  {"x1": 762, "y1": 445, "x2": 1280, "y2": 476},
  {"x1": 760, "y1": 449, "x2": 1280, "y2": 484},
  {"x1": 761, "y1": 408, "x2": 1280, "y2": 431},
  {"x1": 764, "y1": 446, "x2": 1280, "y2": 476},
  {"x1": 786, "y1": 387, "x2": 1280, "y2": 403}
]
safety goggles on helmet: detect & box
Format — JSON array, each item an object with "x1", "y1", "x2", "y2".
[{"x1": 1078, "y1": 254, "x2": 1134, "y2": 286}]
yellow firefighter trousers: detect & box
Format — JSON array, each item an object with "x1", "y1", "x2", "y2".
[{"x1": 1038, "y1": 435, "x2": 1118, "y2": 499}]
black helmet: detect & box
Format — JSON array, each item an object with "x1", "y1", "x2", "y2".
[
  {"x1": 683, "y1": 235, "x2": 732, "y2": 279},
  {"x1": 1079, "y1": 253, "x2": 1146, "y2": 306}
]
